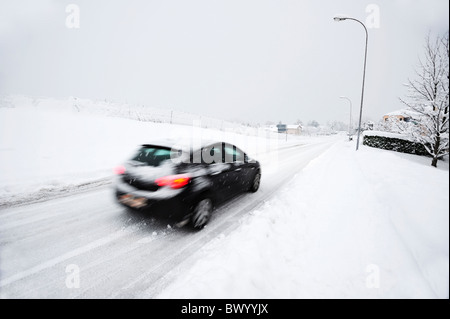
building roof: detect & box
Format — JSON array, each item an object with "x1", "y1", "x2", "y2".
[{"x1": 384, "y1": 108, "x2": 421, "y2": 118}]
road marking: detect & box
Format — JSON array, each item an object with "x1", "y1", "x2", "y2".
[{"x1": 0, "y1": 227, "x2": 134, "y2": 288}]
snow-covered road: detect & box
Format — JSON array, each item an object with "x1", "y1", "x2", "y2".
[{"x1": 0, "y1": 140, "x2": 335, "y2": 298}]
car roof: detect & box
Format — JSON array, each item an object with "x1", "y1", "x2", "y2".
[{"x1": 142, "y1": 138, "x2": 224, "y2": 151}]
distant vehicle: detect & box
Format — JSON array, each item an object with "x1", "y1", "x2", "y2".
[{"x1": 114, "y1": 139, "x2": 261, "y2": 229}]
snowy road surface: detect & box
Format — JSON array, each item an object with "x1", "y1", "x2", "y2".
[{"x1": 0, "y1": 140, "x2": 334, "y2": 298}]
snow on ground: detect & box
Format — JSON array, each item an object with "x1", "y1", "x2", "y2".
[
  {"x1": 0, "y1": 95, "x2": 315, "y2": 206},
  {"x1": 157, "y1": 142, "x2": 449, "y2": 299},
  {"x1": 1, "y1": 95, "x2": 447, "y2": 299}
]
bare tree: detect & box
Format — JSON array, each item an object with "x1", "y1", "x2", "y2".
[{"x1": 400, "y1": 32, "x2": 449, "y2": 167}]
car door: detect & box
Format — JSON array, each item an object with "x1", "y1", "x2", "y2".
[
  {"x1": 202, "y1": 143, "x2": 233, "y2": 203},
  {"x1": 223, "y1": 144, "x2": 251, "y2": 194}
]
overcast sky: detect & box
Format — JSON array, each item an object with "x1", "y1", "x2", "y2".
[{"x1": 0, "y1": 0, "x2": 448, "y2": 125}]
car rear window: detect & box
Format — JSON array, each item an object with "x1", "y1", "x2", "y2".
[{"x1": 131, "y1": 146, "x2": 179, "y2": 167}]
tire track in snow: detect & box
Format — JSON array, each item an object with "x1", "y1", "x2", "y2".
[{"x1": 0, "y1": 227, "x2": 136, "y2": 288}]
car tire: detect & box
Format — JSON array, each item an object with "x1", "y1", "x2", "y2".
[
  {"x1": 249, "y1": 171, "x2": 261, "y2": 193},
  {"x1": 191, "y1": 198, "x2": 213, "y2": 229}
]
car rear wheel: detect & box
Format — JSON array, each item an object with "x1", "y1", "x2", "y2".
[
  {"x1": 249, "y1": 171, "x2": 261, "y2": 193},
  {"x1": 191, "y1": 198, "x2": 213, "y2": 229}
]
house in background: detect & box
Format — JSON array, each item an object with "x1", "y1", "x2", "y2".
[
  {"x1": 286, "y1": 124, "x2": 302, "y2": 135},
  {"x1": 383, "y1": 109, "x2": 418, "y2": 124},
  {"x1": 382, "y1": 108, "x2": 423, "y2": 134},
  {"x1": 265, "y1": 122, "x2": 303, "y2": 135}
]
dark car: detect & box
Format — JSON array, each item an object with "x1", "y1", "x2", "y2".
[{"x1": 114, "y1": 139, "x2": 261, "y2": 229}]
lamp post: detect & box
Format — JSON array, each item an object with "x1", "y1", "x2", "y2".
[
  {"x1": 339, "y1": 96, "x2": 353, "y2": 140},
  {"x1": 334, "y1": 16, "x2": 368, "y2": 151}
]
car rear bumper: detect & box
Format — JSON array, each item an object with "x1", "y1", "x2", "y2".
[{"x1": 114, "y1": 179, "x2": 193, "y2": 220}]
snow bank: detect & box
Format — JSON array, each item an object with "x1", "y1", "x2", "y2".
[{"x1": 157, "y1": 142, "x2": 449, "y2": 299}]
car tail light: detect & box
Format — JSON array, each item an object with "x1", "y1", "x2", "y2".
[
  {"x1": 114, "y1": 165, "x2": 126, "y2": 175},
  {"x1": 155, "y1": 174, "x2": 190, "y2": 189}
]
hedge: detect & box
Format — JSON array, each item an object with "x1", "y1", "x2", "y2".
[{"x1": 363, "y1": 134, "x2": 430, "y2": 156}]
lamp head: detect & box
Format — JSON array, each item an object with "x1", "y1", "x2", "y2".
[{"x1": 333, "y1": 16, "x2": 347, "y2": 22}]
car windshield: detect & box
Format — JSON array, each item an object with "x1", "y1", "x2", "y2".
[{"x1": 131, "y1": 146, "x2": 180, "y2": 167}]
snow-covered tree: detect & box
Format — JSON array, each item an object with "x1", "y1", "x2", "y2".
[
  {"x1": 380, "y1": 114, "x2": 413, "y2": 134},
  {"x1": 308, "y1": 120, "x2": 320, "y2": 128},
  {"x1": 328, "y1": 120, "x2": 348, "y2": 132},
  {"x1": 400, "y1": 32, "x2": 449, "y2": 167}
]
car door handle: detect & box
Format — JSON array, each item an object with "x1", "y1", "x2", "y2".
[{"x1": 234, "y1": 168, "x2": 242, "y2": 172}]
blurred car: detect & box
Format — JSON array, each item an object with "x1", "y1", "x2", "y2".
[{"x1": 114, "y1": 139, "x2": 261, "y2": 229}]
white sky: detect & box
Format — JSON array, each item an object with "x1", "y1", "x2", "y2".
[{"x1": 0, "y1": 0, "x2": 448, "y2": 125}]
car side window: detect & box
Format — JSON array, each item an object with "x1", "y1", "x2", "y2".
[
  {"x1": 224, "y1": 145, "x2": 235, "y2": 163},
  {"x1": 201, "y1": 144, "x2": 223, "y2": 164},
  {"x1": 224, "y1": 144, "x2": 245, "y2": 163},
  {"x1": 234, "y1": 148, "x2": 245, "y2": 163}
]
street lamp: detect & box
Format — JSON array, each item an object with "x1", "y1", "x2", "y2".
[
  {"x1": 334, "y1": 15, "x2": 368, "y2": 151},
  {"x1": 339, "y1": 96, "x2": 353, "y2": 140}
]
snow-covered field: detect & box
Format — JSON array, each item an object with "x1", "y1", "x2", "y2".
[
  {"x1": 0, "y1": 96, "x2": 448, "y2": 299},
  {"x1": 158, "y1": 142, "x2": 449, "y2": 299}
]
